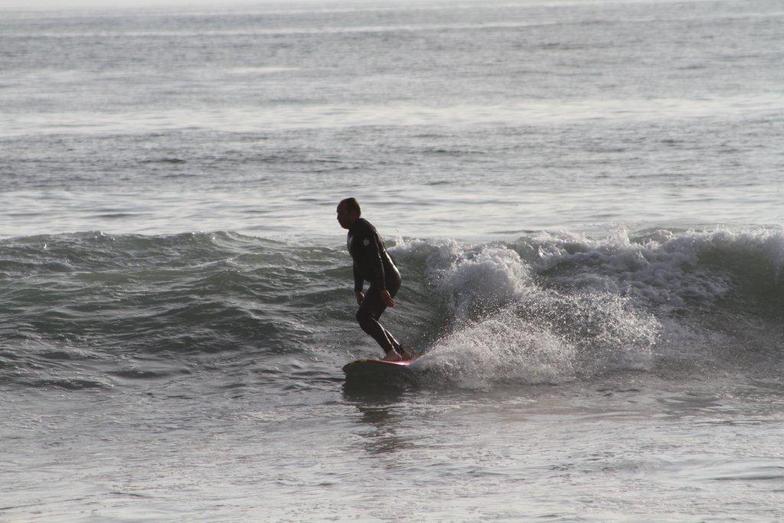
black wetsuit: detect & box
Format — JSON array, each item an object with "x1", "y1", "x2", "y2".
[{"x1": 347, "y1": 217, "x2": 401, "y2": 354}]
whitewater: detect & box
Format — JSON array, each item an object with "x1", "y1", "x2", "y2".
[{"x1": 2, "y1": 0, "x2": 784, "y2": 520}]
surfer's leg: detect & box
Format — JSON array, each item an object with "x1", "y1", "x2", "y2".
[
  {"x1": 376, "y1": 273, "x2": 412, "y2": 359},
  {"x1": 356, "y1": 288, "x2": 399, "y2": 356},
  {"x1": 377, "y1": 324, "x2": 407, "y2": 360},
  {"x1": 382, "y1": 327, "x2": 401, "y2": 351},
  {"x1": 381, "y1": 273, "x2": 408, "y2": 358}
]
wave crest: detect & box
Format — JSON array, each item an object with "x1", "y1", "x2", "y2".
[{"x1": 2, "y1": 227, "x2": 784, "y2": 390}]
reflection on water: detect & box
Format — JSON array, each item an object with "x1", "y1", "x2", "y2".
[{"x1": 342, "y1": 385, "x2": 415, "y2": 455}]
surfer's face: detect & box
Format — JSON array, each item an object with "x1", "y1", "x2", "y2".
[{"x1": 336, "y1": 203, "x2": 358, "y2": 229}]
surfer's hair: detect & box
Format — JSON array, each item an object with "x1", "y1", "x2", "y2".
[{"x1": 340, "y1": 197, "x2": 361, "y2": 216}]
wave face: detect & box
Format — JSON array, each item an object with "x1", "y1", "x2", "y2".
[
  {"x1": 406, "y1": 228, "x2": 784, "y2": 388},
  {"x1": 1, "y1": 228, "x2": 783, "y2": 391}
]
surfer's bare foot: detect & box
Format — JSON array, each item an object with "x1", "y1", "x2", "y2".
[
  {"x1": 398, "y1": 348, "x2": 414, "y2": 361},
  {"x1": 382, "y1": 350, "x2": 402, "y2": 362}
]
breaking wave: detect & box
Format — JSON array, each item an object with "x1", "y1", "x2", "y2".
[{"x1": 1, "y1": 227, "x2": 783, "y2": 391}]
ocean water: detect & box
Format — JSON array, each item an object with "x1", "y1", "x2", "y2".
[{"x1": 2, "y1": 0, "x2": 784, "y2": 520}]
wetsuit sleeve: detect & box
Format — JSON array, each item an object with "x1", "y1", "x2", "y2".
[{"x1": 353, "y1": 263, "x2": 363, "y2": 293}]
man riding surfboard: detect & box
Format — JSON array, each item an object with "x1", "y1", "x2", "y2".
[{"x1": 337, "y1": 197, "x2": 412, "y2": 361}]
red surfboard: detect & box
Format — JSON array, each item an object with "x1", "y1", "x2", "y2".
[{"x1": 343, "y1": 358, "x2": 417, "y2": 380}]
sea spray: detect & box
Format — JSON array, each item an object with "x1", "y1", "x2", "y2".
[{"x1": 411, "y1": 241, "x2": 659, "y2": 387}]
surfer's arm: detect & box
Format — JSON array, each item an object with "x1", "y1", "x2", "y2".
[
  {"x1": 353, "y1": 265, "x2": 365, "y2": 304},
  {"x1": 353, "y1": 263, "x2": 363, "y2": 293}
]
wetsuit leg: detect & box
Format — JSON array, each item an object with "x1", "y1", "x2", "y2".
[{"x1": 356, "y1": 271, "x2": 401, "y2": 354}]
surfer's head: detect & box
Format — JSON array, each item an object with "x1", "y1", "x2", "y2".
[{"x1": 337, "y1": 198, "x2": 361, "y2": 229}]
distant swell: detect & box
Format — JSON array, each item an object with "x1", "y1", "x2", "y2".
[{"x1": 1, "y1": 228, "x2": 783, "y2": 391}]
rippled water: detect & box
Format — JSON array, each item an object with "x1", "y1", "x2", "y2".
[
  {"x1": 2, "y1": 0, "x2": 784, "y2": 520},
  {"x1": 2, "y1": 0, "x2": 783, "y2": 239}
]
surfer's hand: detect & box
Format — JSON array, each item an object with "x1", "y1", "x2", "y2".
[
  {"x1": 381, "y1": 289, "x2": 395, "y2": 308},
  {"x1": 355, "y1": 291, "x2": 365, "y2": 305}
]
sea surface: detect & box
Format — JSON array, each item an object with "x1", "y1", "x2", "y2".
[{"x1": 2, "y1": 0, "x2": 784, "y2": 520}]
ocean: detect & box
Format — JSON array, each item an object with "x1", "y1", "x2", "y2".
[{"x1": 2, "y1": 0, "x2": 784, "y2": 520}]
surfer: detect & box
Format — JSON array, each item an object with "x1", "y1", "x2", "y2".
[{"x1": 337, "y1": 197, "x2": 412, "y2": 361}]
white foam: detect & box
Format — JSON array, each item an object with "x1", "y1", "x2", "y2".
[
  {"x1": 426, "y1": 242, "x2": 528, "y2": 320},
  {"x1": 392, "y1": 228, "x2": 784, "y2": 387},
  {"x1": 407, "y1": 239, "x2": 659, "y2": 387},
  {"x1": 525, "y1": 227, "x2": 784, "y2": 310},
  {"x1": 417, "y1": 309, "x2": 577, "y2": 388}
]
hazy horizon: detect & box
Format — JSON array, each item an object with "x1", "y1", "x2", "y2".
[
  {"x1": 0, "y1": 0, "x2": 382, "y2": 12},
  {"x1": 0, "y1": 0, "x2": 689, "y2": 13},
  {"x1": 0, "y1": 0, "x2": 450, "y2": 11}
]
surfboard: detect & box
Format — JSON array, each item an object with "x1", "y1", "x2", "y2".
[{"x1": 342, "y1": 358, "x2": 417, "y2": 381}]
